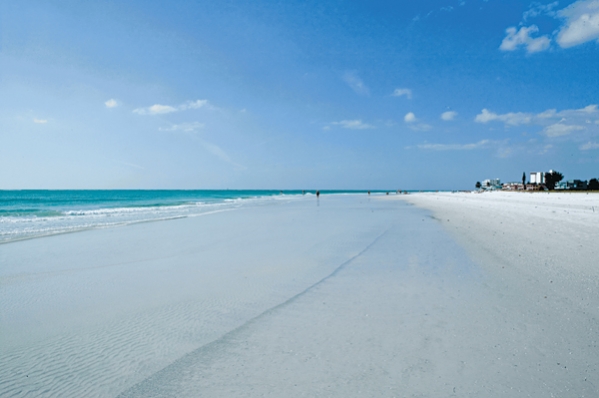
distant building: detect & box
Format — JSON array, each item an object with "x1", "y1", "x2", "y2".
[
  {"x1": 481, "y1": 178, "x2": 502, "y2": 190},
  {"x1": 502, "y1": 182, "x2": 524, "y2": 191},
  {"x1": 530, "y1": 171, "x2": 545, "y2": 184},
  {"x1": 555, "y1": 180, "x2": 588, "y2": 190},
  {"x1": 526, "y1": 184, "x2": 545, "y2": 191}
]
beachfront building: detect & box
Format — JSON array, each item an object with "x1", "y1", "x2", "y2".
[
  {"x1": 502, "y1": 182, "x2": 525, "y2": 191},
  {"x1": 555, "y1": 180, "x2": 588, "y2": 190},
  {"x1": 530, "y1": 171, "x2": 545, "y2": 185},
  {"x1": 527, "y1": 184, "x2": 545, "y2": 191},
  {"x1": 481, "y1": 178, "x2": 502, "y2": 190}
]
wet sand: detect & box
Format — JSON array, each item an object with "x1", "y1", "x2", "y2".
[{"x1": 2, "y1": 193, "x2": 598, "y2": 397}]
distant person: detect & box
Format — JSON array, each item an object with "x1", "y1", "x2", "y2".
[
  {"x1": 368, "y1": 191, "x2": 370, "y2": 195},
  {"x1": 316, "y1": 190, "x2": 320, "y2": 198},
  {"x1": 386, "y1": 192, "x2": 389, "y2": 195}
]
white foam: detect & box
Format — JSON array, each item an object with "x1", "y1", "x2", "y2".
[{"x1": 0, "y1": 196, "x2": 300, "y2": 243}]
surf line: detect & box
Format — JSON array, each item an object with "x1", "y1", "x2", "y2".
[{"x1": 118, "y1": 227, "x2": 392, "y2": 397}]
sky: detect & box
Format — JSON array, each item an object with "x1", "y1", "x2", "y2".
[{"x1": 1, "y1": 0, "x2": 598, "y2": 190}]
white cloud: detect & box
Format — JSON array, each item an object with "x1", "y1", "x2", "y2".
[
  {"x1": 543, "y1": 123, "x2": 585, "y2": 137},
  {"x1": 392, "y1": 88, "x2": 412, "y2": 99},
  {"x1": 580, "y1": 104, "x2": 599, "y2": 113},
  {"x1": 105, "y1": 99, "x2": 118, "y2": 108},
  {"x1": 477, "y1": 105, "x2": 598, "y2": 127},
  {"x1": 527, "y1": 35, "x2": 552, "y2": 52},
  {"x1": 159, "y1": 122, "x2": 205, "y2": 132},
  {"x1": 441, "y1": 111, "x2": 457, "y2": 121},
  {"x1": 502, "y1": 1, "x2": 599, "y2": 52},
  {"x1": 475, "y1": 109, "x2": 532, "y2": 125},
  {"x1": 403, "y1": 112, "x2": 429, "y2": 130},
  {"x1": 133, "y1": 99, "x2": 210, "y2": 115},
  {"x1": 331, "y1": 119, "x2": 375, "y2": 130},
  {"x1": 134, "y1": 104, "x2": 176, "y2": 115},
  {"x1": 416, "y1": 140, "x2": 492, "y2": 151},
  {"x1": 556, "y1": 0, "x2": 599, "y2": 48},
  {"x1": 342, "y1": 71, "x2": 369, "y2": 96},
  {"x1": 537, "y1": 104, "x2": 599, "y2": 120},
  {"x1": 536, "y1": 109, "x2": 557, "y2": 119},
  {"x1": 580, "y1": 141, "x2": 599, "y2": 150},
  {"x1": 500, "y1": 25, "x2": 551, "y2": 53},
  {"x1": 33, "y1": 118, "x2": 47, "y2": 124},
  {"x1": 475, "y1": 104, "x2": 598, "y2": 141}
]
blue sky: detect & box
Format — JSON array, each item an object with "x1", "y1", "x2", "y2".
[{"x1": 1, "y1": 0, "x2": 598, "y2": 189}]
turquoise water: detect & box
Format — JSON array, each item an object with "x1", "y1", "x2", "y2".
[{"x1": 0, "y1": 190, "x2": 382, "y2": 242}]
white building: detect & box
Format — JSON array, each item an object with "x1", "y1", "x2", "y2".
[
  {"x1": 530, "y1": 171, "x2": 545, "y2": 184},
  {"x1": 482, "y1": 178, "x2": 502, "y2": 189}
]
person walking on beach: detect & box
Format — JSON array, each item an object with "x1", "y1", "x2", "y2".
[{"x1": 316, "y1": 190, "x2": 320, "y2": 198}]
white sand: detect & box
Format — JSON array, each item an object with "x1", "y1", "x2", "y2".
[
  {"x1": 397, "y1": 191, "x2": 599, "y2": 305},
  {"x1": 2, "y1": 193, "x2": 598, "y2": 397}
]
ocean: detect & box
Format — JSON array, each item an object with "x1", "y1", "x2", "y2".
[{"x1": 0, "y1": 190, "x2": 379, "y2": 243}]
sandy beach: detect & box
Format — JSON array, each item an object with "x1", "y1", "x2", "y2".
[{"x1": 2, "y1": 193, "x2": 598, "y2": 397}]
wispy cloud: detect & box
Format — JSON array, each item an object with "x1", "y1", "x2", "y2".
[
  {"x1": 523, "y1": 1, "x2": 559, "y2": 21},
  {"x1": 543, "y1": 123, "x2": 585, "y2": 137},
  {"x1": 580, "y1": 141, "x2": 599, "y2": 150},
  {"x1": 403, "y1": 112, "x2": 431, "y2": 131},
  {"x1": 133, "y1": 99, "x2": 211, "y2": 115},
  {"x1": 392, "y1": 88, "x2": 412, "y2": 99},
  {"x1": 538, "y1": 144, "x2": 554, "y2": 155},
  {"x1": 476, "y1": 105, "x2": 598, "y2": 126},
  {"x1": 109, "y1": 158, "x2": 145, "y2": 170},
  {"x1": 475, "y1": 108, "x2": 532, "y2": 125},
  {"x1": 409, "y1": 123, "x2": 432, "y2": 132},
  {"x1": 105, "y1": 99, "x2": 118, "y2": 108},
  {"x1": 197, "y1": 139, "x2": 245, "y2": 170},
  {"x1": 499, "y1": 25, "x2": 551, "y2": 53},
  {"x1": 475, "y1": 105, "x2": 599, "y2": 140},
  {"x1": 331, "y1": 119, "x2": 375, "y2": 130},
  {"x1": 33, "y1": 118, "x2": 47, "y2": 124},
  {"x1": 159, "y1": 122, "x2": 205, "y2": 133},
  {"x1": 441, "y1": 111, "x2": 457, "y2": 121},
  {"x1": 142, "y1": 104, "x2": 177, "y2": 114},
  {"x1": 413, "y1": 3, "x2": 459, "y2": 21},
  {"x1": 342, "y1": 71, "x2": 369, "y2": 96},
  {"x1": 415, "y1": 140, "x2": 493, "y2": 151},
  {"x1": 201, "y1": 141, "x2": 232, "y2": 163}
]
